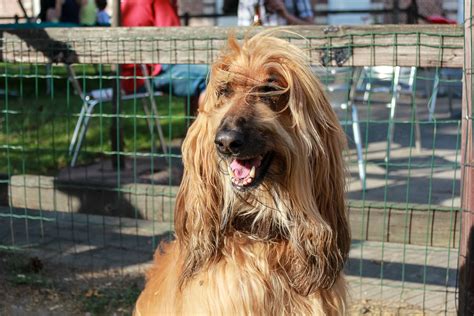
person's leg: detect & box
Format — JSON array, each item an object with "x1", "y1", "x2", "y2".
[{"x1": 153, "y1": 64, "x2": 208, "y2": 118}]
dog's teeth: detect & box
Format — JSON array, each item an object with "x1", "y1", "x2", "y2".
[{"x1": 250, "y1": 166, "x2": 256, "y2": 178}]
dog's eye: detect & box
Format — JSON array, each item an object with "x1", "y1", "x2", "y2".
[
  {"x1": 218, "y1": 84, "x2": 232, "y2": 97},
  {"x1": 260, "y1": 84, "x2": 278, "y2": 94},
  {"x1": 258, "y1": 84, "x2": 284, "y2": 110}
]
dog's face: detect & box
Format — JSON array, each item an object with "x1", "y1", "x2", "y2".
[
  {"x1": 206, "y1": 36, "x2": 319, "y2": 193},
  {"x1": 213, "y1": 62, "x2": 290, "y2": 191},
  {"x1": 176, "y1": 34, "x2": 350, "y2": 293}
]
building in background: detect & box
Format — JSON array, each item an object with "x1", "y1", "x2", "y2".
[
  {"x1": 0, "y1": 0, "x2": 463, "y2": 26},
  {"x1": 0, "y1": 0, "x2": 39, "y2": 23}
]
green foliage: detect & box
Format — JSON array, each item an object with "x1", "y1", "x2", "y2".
[{"x1": 1, "y1": 64, "x2": 189, "y2": 174}]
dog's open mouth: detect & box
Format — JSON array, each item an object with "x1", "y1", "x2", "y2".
[{"x1": 227, "y1": 153, "x2": 273, "y2": 189}]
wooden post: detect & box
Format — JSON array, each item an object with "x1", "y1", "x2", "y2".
[
  {"x1": 393, "y1": 0, "x2": 400, "y2": 24},
  {"x1": 110, "y1": 0, "x2": 125, "y2": 170},
  {"x1": 459, "y1": 1, "x2": 474, "y2": 314},
  {"x1": 112, "y1": 0, "x2": 121, "y2": 27}
]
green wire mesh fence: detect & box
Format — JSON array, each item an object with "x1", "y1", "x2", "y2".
[{"x1": 0, "y1": 24, "x2": 469, "y2": 313}]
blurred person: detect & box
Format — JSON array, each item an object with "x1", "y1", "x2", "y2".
[
  {"x1": 238, "y1": 0, "x2": 314, "y2": 26},
  {"x1": 383, "y1": 0, "x2": 444, "y2": 24},
  {"x1": 39, "y1": 0, "x2": 57, "y2": 22},
  {"x1": 405, "y1": 0, "x2": 443, "y2": 19},
  {"x1": 39, "y1": 0, "x2": 83, "y2": 24},
  {"x1": 121, "y1": 0, "x2": 208, "y2": 116},
  {"x1": 95, "y1": 0, "x2": 110, "y2": 26},
  {"x1": 80, "y1": 0, "x2": 97, "y2": 25},
  {"x1": 54, "y1": 0, "x2": 83, "y2": 24},
  {"x1": 223, "y1": 0, "x2": 239, "y2": 15}
]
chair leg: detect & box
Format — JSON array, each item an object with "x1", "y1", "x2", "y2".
[
  {"x1": 348, "y1": 67, "x2": 363, "y2": 107},
  {"x1": 351, "y1": 104, "x2": 366, "y2": 186},
  {"x1": 66, "y1": 65, "x2": 96, "y2": 167},
  {"x1": 71, "y1": 100, "x2": 98, "y2": 167},
  {"x1": 413, "y1": 102, "x2": 422, "y2": 153},
  {"x1": 428, "y1": 69, "x2": 440, "y2": 122},
  {"x1": 408, "y1": 67, "x2": 422, "y2": 153},
  {"x1": 359, "y1": 67, "x2": 372, "y2": 103},
  {"x1": 141, "y1": 65, "x2": 168, "y2": 157},
  {"x1": 69, "y1": 102, "x2": 88, "y2": 155},
  {"x1": 141, "y1": 98, "x2": 158, "y2": 155},
  {"x1": 409, "y1": 91, "x2": 423, "y2": 154},
  {"x1": 385, "y1": 66, "x2": 401, "y2": 163}
]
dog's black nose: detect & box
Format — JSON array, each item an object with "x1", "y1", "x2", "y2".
[{"x1": 214, "y1": 130, "x2": 245, "y2": 155}]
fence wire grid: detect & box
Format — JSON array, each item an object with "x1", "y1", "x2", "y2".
[{"x1": 0, "y1": 21, "x2": 471, "y2": 315}]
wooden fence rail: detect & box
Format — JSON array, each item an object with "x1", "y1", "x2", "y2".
[{"x1": 0, "y1": 25, "x2": 464, "y2": 67}]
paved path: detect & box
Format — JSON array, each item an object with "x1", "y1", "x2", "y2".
[{"x1": 0, "y1": 208, "x2": 458, "y2": 314}]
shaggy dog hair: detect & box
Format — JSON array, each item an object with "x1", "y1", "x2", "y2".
[{"x1": 134, "y1": 31, "x2": 351, "y2": 315}]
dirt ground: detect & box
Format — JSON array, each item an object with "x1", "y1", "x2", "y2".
[
  {"x1": 0, "y1": 251, "x2": 144, "y2": 316},
  {"x1": 349, "y1": 302, "x2": 429, "y2": 316},
  {"x1": 0, "y1": 250, "x2": 434, "y2": 316}
]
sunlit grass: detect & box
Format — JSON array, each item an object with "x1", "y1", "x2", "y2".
[{"x1": 1, "y1": 65, "x2": 188, "y2": 174}]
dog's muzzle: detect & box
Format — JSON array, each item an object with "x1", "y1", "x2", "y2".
[
  {"x1": 214, "y1": 129, "x2": 245, "y2": 156},
  {"x1": 214, "y1": 127, "x2": 272, "y2": 189}
]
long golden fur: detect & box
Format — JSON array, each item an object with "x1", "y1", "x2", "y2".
[{"x1": 134, "y1": 31, "x2": 351, "y2": 315}]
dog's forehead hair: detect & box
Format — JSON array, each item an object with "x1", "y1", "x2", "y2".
[{"x1": 226, "y1": 63, "x2": 271, "y2": 88}]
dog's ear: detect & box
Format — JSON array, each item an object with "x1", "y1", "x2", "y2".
[
  {"x1": 174, "y1": 112, "x2": 223, "y2": 284},
  {"x1": 278, "y1": 55, "x2": 351, "y2": 295},
  {"x1": 174, "y1": 35, "x2": 244, "y2": 284}
]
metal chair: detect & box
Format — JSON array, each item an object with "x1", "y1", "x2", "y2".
[
  {"x1": 67, "y1": 65, "x2": 167, "y2": 167},
  {"x1": 356, "y1": 66, "x2": 420, "y2": 162},
  {"x1": 321, "y1": 65, "x2": 419, "y2": 184},
  {"x1": 319, "y1": 67, "x2": 366, "y2": 185},
  {"x1": 424, "y1": 68, "x2": 462, "y2": 121}
]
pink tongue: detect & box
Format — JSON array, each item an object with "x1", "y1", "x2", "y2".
[{"x1": 230, "y1": 159, "x2": 251, "y2": 179}]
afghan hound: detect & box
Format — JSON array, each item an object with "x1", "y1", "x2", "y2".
[{"x1": 134, "y1": 31, "x2": 351, "y2": 315}]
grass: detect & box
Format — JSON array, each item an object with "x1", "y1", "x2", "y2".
[{"x1": 1, "y1": 64, "x2": 190, "y2": 175}]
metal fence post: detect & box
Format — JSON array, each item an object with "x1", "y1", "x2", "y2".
[{"x1": 459, "y1": 1, "x2": 474, "y2": 314}]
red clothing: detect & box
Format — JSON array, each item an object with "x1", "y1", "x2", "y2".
[{"x1": 121, "y1": 0, "x2": 180, "y2": 93}]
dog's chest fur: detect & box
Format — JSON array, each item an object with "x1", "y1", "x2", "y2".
[
  {"x1": 222, "y1": 185, "x2": 293, "y2": 241},
  {"x1": 135, "y1": 240, "x2": 345, "y2": 316}
]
